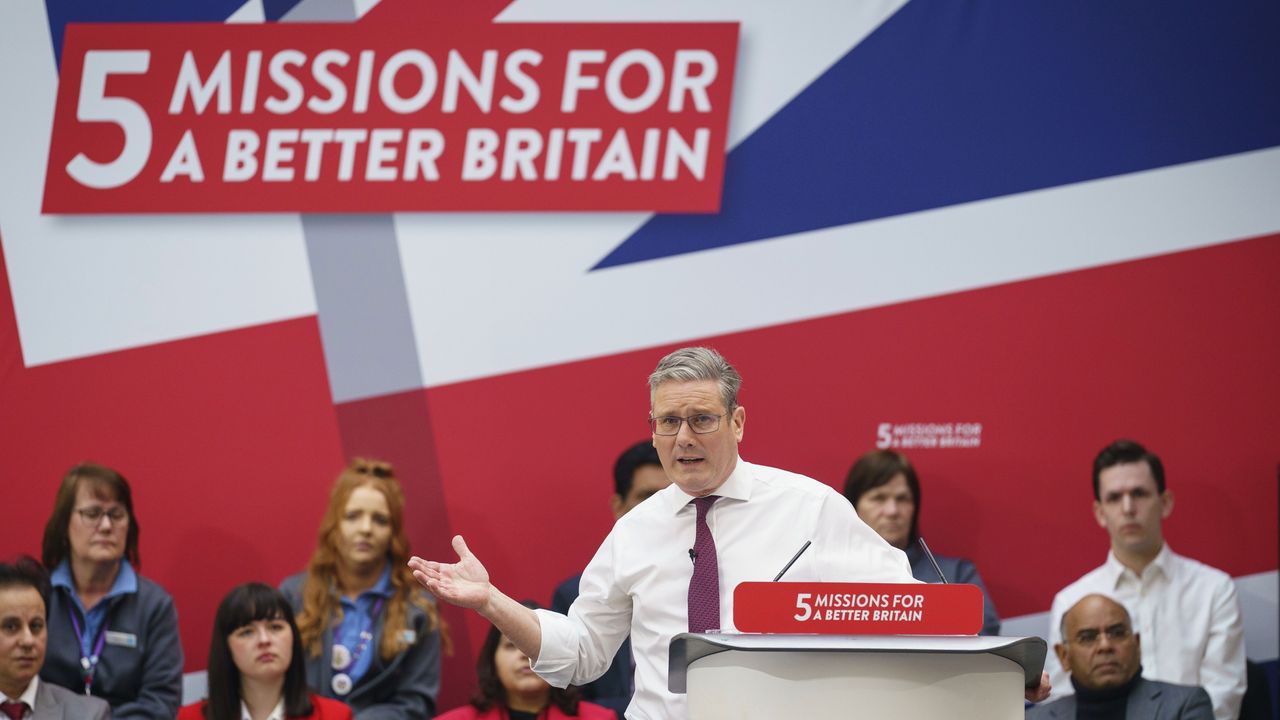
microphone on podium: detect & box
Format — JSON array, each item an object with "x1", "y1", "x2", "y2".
[{"x1": 916, "y1": 537, "x2": 949, "y2": 584}]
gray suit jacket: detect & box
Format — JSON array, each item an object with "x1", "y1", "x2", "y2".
[
  {"x1": 1026, "y1": 677, "x2": 1214, "y2": 719},
  {"x1": 32, "y1": 680, "x2": 111, "y2": 720}
]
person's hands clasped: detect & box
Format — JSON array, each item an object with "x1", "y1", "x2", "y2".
[{"x1": 408, "y1": 535, "x2": 492, "y2": 610}]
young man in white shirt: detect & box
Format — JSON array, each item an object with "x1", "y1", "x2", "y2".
[{"x1": 1045, "y1": 440, "x2": 1246, "y2": 720}]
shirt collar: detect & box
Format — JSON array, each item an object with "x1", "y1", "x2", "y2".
[
  {"x1": 51, "y1": 559, "x2": 138, "y2": 599},
  {"x1": 339, "y1": 562, "x2": 394, "y2": 606},
  {"x1": 240, "y1": 697, "x2": 285, "y2": 720},
  {"x1": 1, "y1": 674, "x2": 39, "y2": 707},
  {"x1": 1103, "y1": 542, "x2": 1172, "y2": 586},
  {"x1": 661, "y1": 456, "x2": 752, "y2": 515}
]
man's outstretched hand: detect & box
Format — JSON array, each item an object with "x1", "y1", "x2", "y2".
[{"x1": 408, "y1": 535, "x2": 492, "y2": 611}]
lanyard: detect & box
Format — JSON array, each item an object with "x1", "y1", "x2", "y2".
[
  {"x1": 345, "y1": 596, "x2": 385, "y2": 671},
  {"x1": 330, "y1": 596, "x2": 386, "y2": 694},
  {"x1": 66, "y1": 604, "x2": 108, "y2": 695}
]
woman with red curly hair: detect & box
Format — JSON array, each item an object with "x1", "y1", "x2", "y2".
[{"x1": 280, "y1": 459, "x2": 449, "y2": 718}]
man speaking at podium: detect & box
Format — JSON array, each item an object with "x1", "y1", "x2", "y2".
[{"x1": 410, "y1": 347, "x2": 922, "y2": 718}]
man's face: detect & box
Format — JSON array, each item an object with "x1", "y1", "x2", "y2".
[
  {"x1": 651, "y1": 380, "x2": 745, "y2": 497},
  {"x1": 1055, "y1": 595, "x2": 1141, "y2": 691},
  {"x1": 611, "y1": 465, "x2": 673, "y2": 519},
  {"x1": 853, "y1": 473, "x2": 915, "y2": 549},
  {"x1": 1093, "y1": 461, "x2": 1172, "y2": 558},
  {"x1": 0, "y1": 586, "x2": 46, "y2": 697}
]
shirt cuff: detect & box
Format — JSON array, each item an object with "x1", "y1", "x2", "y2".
[{"x1": 530, "y1": 608, "x2": 577, "y2": 688}]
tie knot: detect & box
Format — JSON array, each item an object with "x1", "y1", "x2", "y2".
[
  {"x1": 693, "y1": 495, "x2": 719, "y2": 515},
  {"x1": 1, "y1": 700, "x2": 27, "y2": 720}
]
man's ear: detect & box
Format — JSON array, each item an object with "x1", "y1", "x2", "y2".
[
  {"x1": 1159, "y1": 490, "x2": 1174, "y2": 520},
  {"x1": 1054, "y1": 643, "x2": 1069, "y2": 670},
  {"x1": 1093, "y1": 500, "x2": 1107, "y2": 529},
  {"x1": 731, "y1": 404, "x2": 746, "y2": 442},
  {"x1": 609, "y1": 494, "x2": 625, "y2": 520}
]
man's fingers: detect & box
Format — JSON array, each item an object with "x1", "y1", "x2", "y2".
[{"x1": 452, "y1": 534, "x2": 471, "y2": 560}]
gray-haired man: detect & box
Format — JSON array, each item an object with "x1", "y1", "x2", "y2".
[{"x1": 410, "y1": 347, "x2": 1029, "y2": 718}]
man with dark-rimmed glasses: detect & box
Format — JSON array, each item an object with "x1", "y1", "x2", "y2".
[
  {"x1": 411, "y1": 346, "x2": 1046, "y2": 718},
  {"x1": 1029, "y1": 593, "x2": 1212, "y2": 719}
]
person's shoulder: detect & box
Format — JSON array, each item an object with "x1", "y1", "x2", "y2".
[
  {"x1": 1135, "y1": 676, "x2": 1214, "y2": 709},
  {"x1": 1051, "y1": 561, "x2": 1110, "y2": 608},
  {"x1": 135, "y1": 573, "x2": 177, "y2": 602},
  {"x1": 311, "y1": 694, "x2": 355, "y2": 719},
  {"x1": 1024, "y1": 695, "x2": 1069, "y2": 718},
  {"x1": 931, "y1": 553, "x2": 978, "y2": 577},
  {"x1": 743, "y1": 460, "x2": 831, "y2": 497},
  {"x1": 280, "y1": 570, "x2": 309, "y2": 591},
  {"x1": 1166, "y1": 549, "x2": 1233, "y2": 585},
  {"x1": 42, "y1": 682, "x2": 111, "y2": 716}
]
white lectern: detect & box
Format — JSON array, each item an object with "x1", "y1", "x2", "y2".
[{"x1": 670, "y1": 633, "x2": 1046, "y2": 720}]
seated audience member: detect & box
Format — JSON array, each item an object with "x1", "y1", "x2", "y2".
[
  {"x1": 281, "y1": 459, "x2": 448, "y2": 718},
  {"x1": 843, "y1": 450, "x2": 1001, "y2": 635},
  {"x1": 179, "y1": 583, "x2": 352, "y2": 720},
  {"x1": 1047, "y1": 440, "x2": 1245, "y2": 720},
  {"x1": 437, "y1": 601, "x2": 615, "y2": 720},
  {"x1": 39, "y1": 462, "x2": 183, "y2": 718},
  {"x1": 550, "y1": 440, "x2": 669, "y2": 717},
  {"x1": 0, "y1": 556, "x2": 110, "y2": 720},
  {"x1": 1028, "y1": 593, "x2": 1212, "y2": 719}
]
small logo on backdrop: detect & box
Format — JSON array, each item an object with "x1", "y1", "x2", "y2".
[{"x1": 875, "y1": 422, "x2": 982, "y2": 450}]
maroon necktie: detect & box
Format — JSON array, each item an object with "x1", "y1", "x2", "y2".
[
  {"x1": 0, "y1": 701, "x2": 27, "y2": 720},
  {"x1": 687, "y1": 495, "x2": 721, "y2": 633}
]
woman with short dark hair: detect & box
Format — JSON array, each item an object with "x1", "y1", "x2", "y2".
[{"x1": 178, "y1": 583, "x2": 352, "y2": 720}]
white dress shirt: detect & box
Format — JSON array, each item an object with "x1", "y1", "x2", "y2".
[
  {"x1": 1046, "y1": 544, "x2": 1246, "y2": 720},
  {"x1": 0, "y1": 675, "x2": 38, "y2": 718},
  {"x1": 533, "y1": 458, "x2": 915, "y2": 720}
]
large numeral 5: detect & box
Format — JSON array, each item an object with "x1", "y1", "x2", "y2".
[{"x1": 66, "y1": 50, "x2": 153, "y2": 189}]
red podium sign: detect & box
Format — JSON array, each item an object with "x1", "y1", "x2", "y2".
[{"x1": 734, "y1": 582, "x2": 984, "y2": 635}]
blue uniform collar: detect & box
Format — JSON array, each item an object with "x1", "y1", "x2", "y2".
[
  {"x1": 339, "y1": 562, "x2": 393, "y2": 607},
  {"x1": 52, "y1": 559, "x2": 138, "y2": 605}
]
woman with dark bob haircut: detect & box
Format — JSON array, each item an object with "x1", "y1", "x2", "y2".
[
  {"x1": 178, "y1": 583, "x2": 352, "y2": 720},
  {"x1": 436, "y1": 601, "x2": 614, "y2": 720}
]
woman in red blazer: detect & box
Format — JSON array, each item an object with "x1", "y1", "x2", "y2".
[
  {"x1": 437, "y1": 601, "x2": 616, "y2": 720},
  {"x1": 178, "y1": 583, "x2": 353, "y2": 720}
]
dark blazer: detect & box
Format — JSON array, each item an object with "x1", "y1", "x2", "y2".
[
  {"x1": 42, "y1": 575, "x2": 183, "y2": 719},
  {"x1": 1026, "y1": 677, "x2": 1214, "y2": 719},
  {"x1": 905, "y1": 545, "x2": 1001, "y2": 636},
  {"x1": 30, "y1": 679, "x2": 111, "y2": 720},
  {"x1": 551, "y1": 573, "x2": 628, "y2": 719},
  {"x1": 280, "y1": 572, "x2": 442, "y2": 719}
]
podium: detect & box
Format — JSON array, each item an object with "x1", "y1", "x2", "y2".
[{"x1": 669, "y1": 633, "x2": 1047, "y2": 719}]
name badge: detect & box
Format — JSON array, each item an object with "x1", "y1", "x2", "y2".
[
  {"x1": 105, "y1": 631, "x2": 138, "y2": 648},
  {"x1": 401, "y1": 630, "x2": 417, "y2": 645}
]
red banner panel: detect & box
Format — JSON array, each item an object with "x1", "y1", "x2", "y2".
[
  {"x1": 43, "y1": 10, "x2": 738, "y2": 214},
  {"x1": 734, "y1": 582, "x2": 985, "y2": 635}
]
